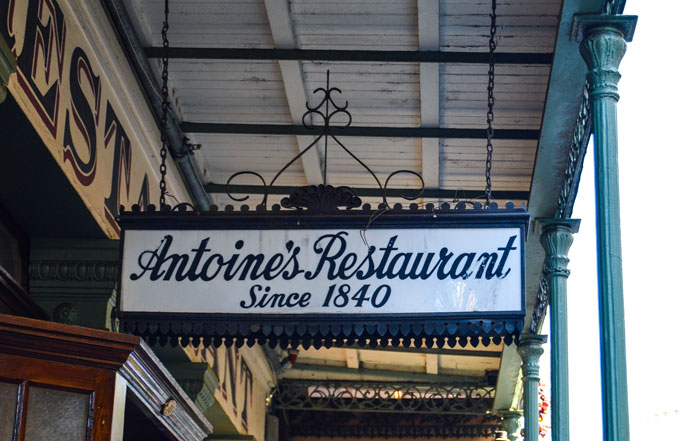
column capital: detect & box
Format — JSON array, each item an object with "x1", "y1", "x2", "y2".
[
  {"x1": 517, "y1": 334, "x2": 547, "y2": 381},
  {"x1": 536, "y1": 218, "x2": 580, "y2": 277},
  {"x1": 574, "y1": 15, "x2": 637, "y2": 101}
]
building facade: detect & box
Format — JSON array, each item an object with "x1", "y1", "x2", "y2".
[{"x1": 0, "y1": 1, "x2": 635, "y2": 441}]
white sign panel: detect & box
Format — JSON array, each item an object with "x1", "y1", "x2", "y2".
[{"x1": 121, "y1": 228, "x2": 523, "y2": 315}]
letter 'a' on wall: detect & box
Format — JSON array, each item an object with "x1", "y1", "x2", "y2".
[{"x1": 117, "y1": 204, "x2": 529, "y2": 348}]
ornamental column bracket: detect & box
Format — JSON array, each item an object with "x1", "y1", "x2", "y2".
[
  {"x1": 517, "y1": 334, "x2": 546, "y2": 441},
  {"x1": 0, "y1": 34, "x2": 17, "y2": 103}
]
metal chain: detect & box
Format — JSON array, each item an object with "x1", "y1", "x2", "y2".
[
  {"x1": 159, "y1": 0, "x2": 170, "y2": 207},
  {"x1": 485, "y1": 0, "x2": 497, "y2": 207}
]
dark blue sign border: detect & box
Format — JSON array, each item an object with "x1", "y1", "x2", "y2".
[{"x1": 117, "y1": 202, "x2": 529, "y2": 349}]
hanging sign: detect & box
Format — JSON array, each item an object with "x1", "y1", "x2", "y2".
[
  {"x1": 117, "y1": 203, "x2": 529, "y2": 347},
  {"x1": 123, "y1": 228, "x2": 521, "y2": 314}
]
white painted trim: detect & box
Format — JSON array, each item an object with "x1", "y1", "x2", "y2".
[
  {"x1": 418, "y1": 0, "x2": 440, "y2": 189},
  {"x1": 111, "y1": 373, "x2": 128, "y2": 441},
  {"x1": 264, "y1": 0, "x2": 324, "y2": 185}
]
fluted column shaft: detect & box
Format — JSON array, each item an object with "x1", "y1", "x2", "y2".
[
  {"x1": 517, "y1": 334, "x2": 547, "y2": 441},
  {"x1": 536, "y1": 218, "x2": 579, "y2": 441},
  {"x1": 578, "y1": 16, "x2": 636, "y2": 441}
]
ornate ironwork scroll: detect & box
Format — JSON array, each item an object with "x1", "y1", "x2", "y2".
[
  {"x1": 532, "y1": 82, "x2": 591, "y2": 333},
  {"x1": 284, "y1": 411, "x2": 502, "y2": 439},
  {"x1": 224, "y1": 70, "x2": 424, "y2": 210},
  {"x1": 271, "y1": 380, "x2": 495, "y2": 415},
  {"x1": 555, "y1": 82, "x2": 591, "y2": 219}
]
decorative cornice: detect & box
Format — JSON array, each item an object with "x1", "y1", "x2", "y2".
[
  {"x1": 122, "y1": 314, "x2": 523, "y2": 350},
  {"x1": 29, "y1": 260, "x2": 119, "y2": 283},
  {"x1": 272, "y1": 380, "x2": 495, "y2": 415},
  {"x1": 517, "y1": 334, "x2": 546, "y2": 381},
  {"x1": 0, "y1": 312, "x2": 137, "y2": 370}
]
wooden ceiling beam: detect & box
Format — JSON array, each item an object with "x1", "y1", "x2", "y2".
[
  {"x1": 418, "y1": 0, "x2": 441, "y2": 190},
  {"x1": 181, "y1": 122, "x2": 539, "y2": 139},
  {"x1": 144, "y1": 47, "x2": 552, "y2": 64},
  {"x1": 263, "y1": 0, "x2": 324, "y2": 185},
  {"x1": 282, "y1": 363, "x2": 486, "y2": 385},
  {"x1": 204, "y1": 184, "x2": 529, "y2": 202}
]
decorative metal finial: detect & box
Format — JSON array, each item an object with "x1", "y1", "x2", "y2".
[{"x1": 225, "y1": 70, "x2": 424, "y2": 212}]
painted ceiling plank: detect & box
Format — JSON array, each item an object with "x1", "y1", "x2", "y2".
[
  {"x1": 264, "y1": 0, "x2": 323, "y2": 185},
  {"x1": 418, "y1": 0, "x2": 440, "y2": 190}
]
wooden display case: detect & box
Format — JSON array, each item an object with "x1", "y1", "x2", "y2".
[{"x1": 0, "y1": 314, "x2": 212, "y2": 441}]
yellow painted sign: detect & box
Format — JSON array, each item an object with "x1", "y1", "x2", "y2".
[
  {"x1": 0, "y1": 0, "x2": 186, "y2": 238},
  {"x1": 186, "y1": 345, "x2": 271, "y2": 441}
]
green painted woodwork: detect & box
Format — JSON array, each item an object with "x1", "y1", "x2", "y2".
[
  {"x1": 517, "y1": 334, "x2": 546, "y2": 441},
  {"x1": 165, "y1": 362, "x2": 219, "y2": 413},
  {"x1": 576, "y1": 14, "x2": 637, "y2": 441},
  {"x1": 536, "y1": 218, "x2": 580, "y2": 441},
  {"x1": 0, "y1": 35, "x2": 16, "y2": 103},
  {"x1": 28, "y1": 238, "x2": 120, "y2": 330}
]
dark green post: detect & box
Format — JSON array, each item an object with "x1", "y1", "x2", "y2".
[
  {"x1": 536, "y1": 218, "x2": 580, "y2": 441},
  {"x1": 517, "y1": 334, "x2": 546, "y2": 441},
  {"x1": 575, "y1": 13, "x2": 637, "y2": 441}
]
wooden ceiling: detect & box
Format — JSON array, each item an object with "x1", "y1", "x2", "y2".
[
  {"x1": 124, "y1": 0, "x2": 559, "y2": 209},
  {"x1": 118, "y1": 0, "x2": 584, "y2": 407}
]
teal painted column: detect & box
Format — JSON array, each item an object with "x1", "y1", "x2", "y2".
[
  {"x1": 575, "y1": 14, "x2": 637, "y2": 441},
  {"x1": 536, "y1": 218, "x2": 580, "y2": 441},
  {"x1": 517, "y1": 334, "x2": 546, "y2": 441}
]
